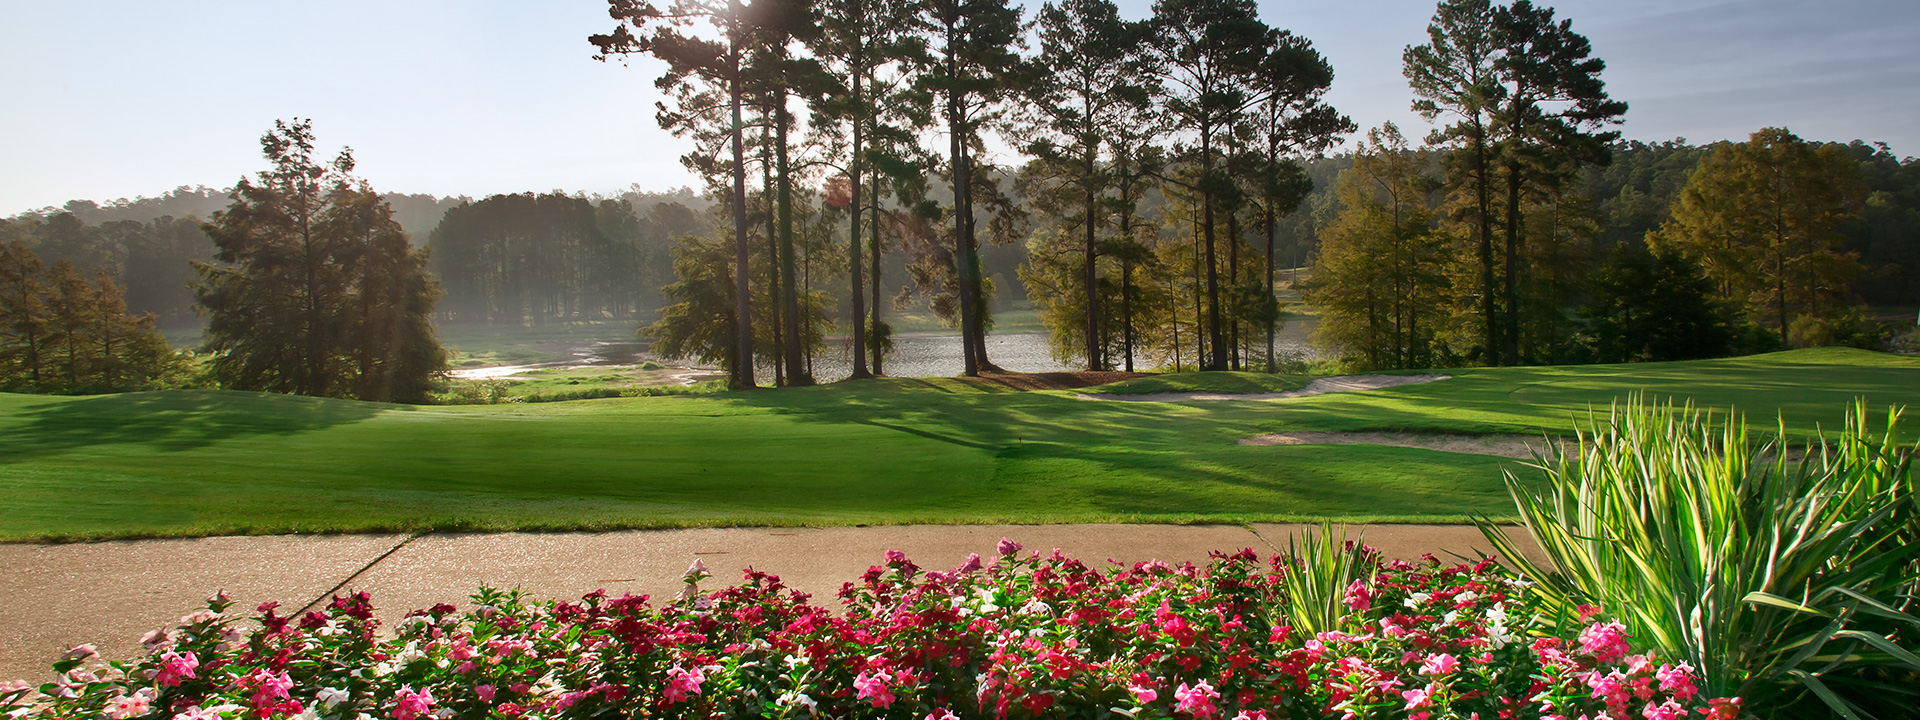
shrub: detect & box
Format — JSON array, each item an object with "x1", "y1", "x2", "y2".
[
  {"x1": 3, "y1": 539, "x2": 1734, "y2": 720},
  {"x1": 1480, "y1": 397, "x2": 1920, "y2": 718}
]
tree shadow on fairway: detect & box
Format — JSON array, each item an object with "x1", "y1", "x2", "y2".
[{"x1": 0, "y1": 389, "x2": 386, "y2": 463}]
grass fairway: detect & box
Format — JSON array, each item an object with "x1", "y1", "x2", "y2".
[{"x1": 0, "y1": 348, "x2": 1914, "y2": 541}]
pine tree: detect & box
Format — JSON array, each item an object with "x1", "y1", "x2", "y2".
[{"x1": 196, "y1": 119, "x2": 447, "y2": 403}]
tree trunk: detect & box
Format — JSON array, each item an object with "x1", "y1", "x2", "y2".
[
  {"x1": 1083, "y1": 149, "x2": 1101, "y2": 371},
  {"x1": 763, "y1": 121, "x2": 783, "y2": 387},
  {"x1": 1201, "y1": 125, "x2": 1225, "y2": 370},
  {"x1": 847, "y1": 77, "x2": 870, "y2": 380},
  {"x1": 1473, "y1": 118, "x2": 1497, "y2": 366},
  {"x1": 728, "y1": 38, "x2": 755, "y2": 390},
  {"x1": 1265, "y1": 196, "x2": 1276, "y2": 373},
  {"x1": 1502, "y1": 157, "x2": 1522, "y2": 366},
  {"x1": 948, "y1": 83, "x2": 980, "y2": 377},
  {"x1": 776, "y1": 89, "x2": 810, "y2": 385},
  {"x1": 870, "y1": 182, "x2": 885, "y2": 376}
]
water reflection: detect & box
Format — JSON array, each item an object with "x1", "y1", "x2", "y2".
[{"x1": 454, "y1": 319, "x2": 1323, "y2": 382}]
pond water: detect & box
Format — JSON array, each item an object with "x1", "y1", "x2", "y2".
[{"x1": 451, "y1": 320, "x2": 1323, "y2": 382}]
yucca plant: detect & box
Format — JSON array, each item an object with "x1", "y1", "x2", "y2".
[
  {"x1": 1479, "y1": 397, "x2": 1920, "y2": 718},
  {"x1": 1271, "y1": 523, "x2": 1373, "y2": 637}
]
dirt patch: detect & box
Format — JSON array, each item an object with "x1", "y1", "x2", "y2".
[
  {"x1": 1077, "y1": 373, "x2": 1451, "y2": 402},
  {"x1": 1239, "y1": 431, "x2": 1566, "y2": 459},
  {"x1": 961, "y1": 370, "x2": 1151, "y2": 391}
]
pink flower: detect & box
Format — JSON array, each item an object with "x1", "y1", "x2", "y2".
[
  {"x1": 1174, "y1": 680, "x2": 1220, "y2": 719},
  {"x1": 1640, "y1": 699, "x2": 1685, "y2": 720},
  {"x1": 105, "y1": 693, "x2": 152, "y2": 720},
  {"x1": 391, "y1": 686, "x2": 435, "y2": 720},
  {"x1": 884, "y1": 549, "x2": 908, "y2": 564},
  {"x1": 1586, "y1": 670, "x2": 1629, "y2": 705},
  {"x1": 1402, "y1": 685, "x2": 1433, "y2": 711},
  {"x1": 155, "y1": 651, "x2": 199, "y2": 687},
  {"x1": 1128, "y1": 682, "x2": 1158, "y2": 704},
  {"x1": 1344, "y1": 579, "x2": 1373, "y2": 611},
  {"x1": 1655, "y1": 663, "x2": 1698, "y2": 701},
  {"x1": 959, "y1": 553, "x2": 983, "y2": 572},
  {"x1": 1578, "y1": 621, "x2": 1631, "y2": 663},
  {"x1": 476, "y1": 685, "x2": 496, "y2": 703},
  {"x1": 1420, "y1": 653, "x2": 1459, "y2": 677},
  {"x1": 1233, "y1": 712, "x2": 1270, "y2": 720},
  {"x1": 172, "y1": 707, "x2": 220, "y2": 720},
  {"x1": 997, "y1": 538, "x2": 1022, "y2": 556},
  {"x1": 1578, "y1": 604, "x2": 1603, "y2": 621},
  {"x1": 663, "y1": 666, "x2": 704, "y2": 704},
  {"x1": 927, "y1": 710, "x2": 960, "y2": 720},
  {"x1": 854, "y1": 670, "x2": 895, "y2": 708}
]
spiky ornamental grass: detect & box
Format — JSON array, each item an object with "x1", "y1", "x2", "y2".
[{"x1": 1479, "y1": 397, "x2": 1920, "y2": 719}]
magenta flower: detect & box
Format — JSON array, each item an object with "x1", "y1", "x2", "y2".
[
  {"x1": 154, "y1": 651, "x2": 199, "y2": 687},
  {"x1": 663, "y1": 666, "x2": 704, "y2": 704},
  {"x1": 1344, "y1": 579, "x2": 1372, "y2": 612},
  {"x1": 1419, "y1": 653, "x2": 1459, "y2": 677},
  {"x1": 1401, "y1": 685, "x2": 1433, "y2": 711},
  {"x1": 1578, "y1": 621, "x2": 1632, "y2": 663},
  {"x1": 475, "y1": 685, "x2": 496, "y2": 703},
  {"x1": 1655, "y1": 663, "x2": 1698, "y2": 701},
  {"x1": 1127, "y1": 682, "x2": 1158, "y2": 704},
  {"x1": 1173, "y1": 680, "x2": 1220, "y2": 719},
  {"x1": 854, "y1": 670, "x2": 895, "y2": 708},
  {"x1": 390, "y1": 685, "x2": 434, "y2": 720},
  {"x1": 997, "y1": 537, "x2": 1022, "y2": 556},
  {"x1": 1640, "y1": 698, "x2": 1686, "y2": 720}
]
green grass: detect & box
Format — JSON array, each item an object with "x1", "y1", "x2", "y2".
[
  {"x1": 1, "y1": 348, "x2": 1914, "y2": 541},
  {"x1": 1083, "y1": 371, "x2": 1313, "y2": 395}
]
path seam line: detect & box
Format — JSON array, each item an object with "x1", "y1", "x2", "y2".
[{"x1": 299, "y1": 532, "x2": 424, "y2": 615}]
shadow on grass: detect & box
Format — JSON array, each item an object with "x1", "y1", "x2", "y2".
[{"x1": 0, "y1": 389, "x2": 385, "y2": 463}]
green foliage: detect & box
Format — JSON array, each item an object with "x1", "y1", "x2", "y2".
[
  {"x1": 1576, "y1": 244, "x2": 1741, "y2": 363},
  {"x1": 0, "y1": 242, "x2": 190, "y2": 393},
  {"x1": 196, "y1": 119, "x2": 447, "y2": 403},
  {"x1": 1303, "y1": 123, "x2": 1454, "y2": 371},
  {"x1": 1479, "y1": 397, "x2": 1920, "y2": 717},
  {"x1": 1268, "y1": 523, "x2": 1372, "y2": 637},
  {"x1": 1657, "y1": 127, "x2": 1868, "y2": 347},
  {"x1": 645, "y1": 234, "x2": 740, "y2": 370},
  {"x1": 429, "y1": 193, "x2": 667, "y2": 325}
]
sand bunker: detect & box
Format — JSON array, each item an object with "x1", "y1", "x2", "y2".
[
  {"x1": 1239, "y1": 431, "x2": 1566, "y2": 459},
  {"x1": 1078, "y1": 373, "x2": 1451, "y2": 402}
]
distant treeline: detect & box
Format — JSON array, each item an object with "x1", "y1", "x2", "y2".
[{"x1": 1273, "y1": 138, "x2": 1920, "y2": 307}]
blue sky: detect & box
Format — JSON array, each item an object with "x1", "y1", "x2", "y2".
[{"x1": 2, "y1": 0, "x2": 1916, "y2": 215}]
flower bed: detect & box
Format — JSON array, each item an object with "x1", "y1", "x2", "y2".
[{"x1": 3, "y1": 541, "x2": 1737, "y2": 720}]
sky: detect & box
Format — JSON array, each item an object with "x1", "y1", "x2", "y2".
[{"x1": 2, "y1": 0, "x2": 1916, "y2": 216}]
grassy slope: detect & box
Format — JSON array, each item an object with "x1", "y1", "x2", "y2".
[{"x1": 1, "y1": 348, "x2": 1913, "y2": 540}]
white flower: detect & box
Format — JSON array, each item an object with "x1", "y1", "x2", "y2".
[
  {"x1": 316, "y1": 687, "x2": 350, "y2": 708},
  {"x1": 783, "y1": 654, "x2": 810, "y2": 669},
  {"x1": 1456, "y1": 590, "x2": 1479, "y2": 603},
  {"x1": 1442, "y1": 610, "x2": 1460, "y2": 626},
  {"x1": 1019, "y1": 600, "x2": 1053, "y2": 616},
  {"x1": 1485, "y1": 602, "x2": 1509, "y2": 625},
  {"x1": 776, "y1": 691, "x2": 817, "y2": 712},
  {"x1": 1403, "y1": 592, "x2": 1432, "y2": 609},
  {"x1": 1486, "y1": 623, "x2": 1518, "y2": 651}
]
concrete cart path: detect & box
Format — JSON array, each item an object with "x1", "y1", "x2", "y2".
[{"x1": 0, "y1": 524, "x2": 1545, "y2": 683}]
